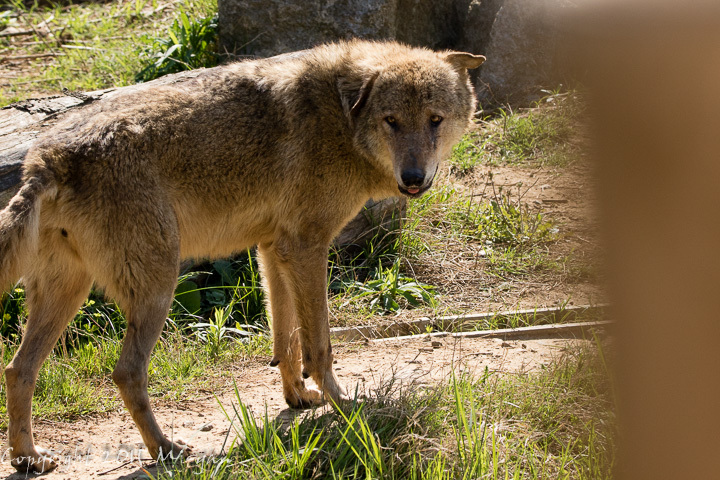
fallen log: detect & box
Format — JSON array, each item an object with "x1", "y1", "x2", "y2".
[{"x1": 0, "y1": 69, "x2": 209, "y2": 207}]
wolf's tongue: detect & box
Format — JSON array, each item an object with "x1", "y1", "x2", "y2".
[{"x1": 407, "y1": 187, "x2": 420, "y2": 194}]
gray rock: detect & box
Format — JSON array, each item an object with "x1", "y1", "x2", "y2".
[
  {"x1": 458, "y1": 0, "x2": 503, "y2": 55},
  {"x1": 477, "y1": 0, "x2": 577, "y2": 106},
  {"x1": 333, "y1": 197, "x2": 406, "y2": 248},
  {"x1": 218, "y1": 0, "x2": 397, "y2": 58},
  {"x1": 218, "y1": 0, "x2": 578, "y2": 107},
  {"x1": 218, "y1": 0, "x2": 475, "y2": 58},
  {"x1": 457, "y1": 0, "x2": 504, "y2": 92},
  {"x1": 395, "y1": 0, "x2": 466, "y2": 49}
]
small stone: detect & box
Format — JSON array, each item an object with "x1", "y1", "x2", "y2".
[
  {"x1": 431, "y1": 341, "x2": 443, "y2": 348},
  {"x1": 199, "y1": 423, "x2": 213, "y2": 432}
]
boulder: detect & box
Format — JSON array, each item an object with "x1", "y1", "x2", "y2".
[
  {"x1": 476, "y1": 0, "x2": 577, "y2": 106},
  {"x1": 456, "y1": 0, "x2": 504, "y2": 100},
  {"x1": 218, "y1": 0, "x2": 577, "y2": 107},
  {"x1": 394, "y1": 0, "x2": 467, "y2": 49},
  {"x1": 218, "y1": 0, "x2": 397, "y2": 58},
  {"x1": 217, "y1": 0, "x2": 469, "y2": 58}
]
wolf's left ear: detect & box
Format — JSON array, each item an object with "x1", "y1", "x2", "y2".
[
  {"x1": 444, "y1": 52, "x2": 486, "y2": 71},
  {"x1": 338, "y1": 71, "x2": 379, "y2": 127}
]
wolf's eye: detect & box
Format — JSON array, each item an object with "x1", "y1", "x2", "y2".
[
  {"x1": 385, "y1": 116, "x2": 397, "y2": 126},
  {"x1": 430, "y1": 115, "x2": 443, "y2": 126}
]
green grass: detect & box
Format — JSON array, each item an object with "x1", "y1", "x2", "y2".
[
  {"x1": 399, "y1": 182, "x2": 559, "y2": 282},
  {"x1": 450, "y1": 92, "x2": 584, "y2": 169},
  {"x1": 0, "y1": 0, "x2": 218, "y2": 107},
  {"x1": 152, "y1": 343, "x2": 615, "y2": 479},
  {"x1": 0, "y1": 327, "x2": 271, "y2": 427}
]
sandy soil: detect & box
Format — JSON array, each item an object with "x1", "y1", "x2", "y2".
[{"x1": 0, "y1": 335, "x2": 588, "y2": 479}]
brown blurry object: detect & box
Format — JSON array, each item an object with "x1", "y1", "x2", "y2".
[{"x1": 574, "y1": 1, "x2": 720, "y2": 477}]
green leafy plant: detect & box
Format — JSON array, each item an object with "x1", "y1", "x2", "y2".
[
  {"x1": 189, "y1": 303, "x2": 259, "y2": 358},
  {"x1": 173, "y1": 250, "x2": 266, "y2": 326},
  {"x1": 135, "y1": 10, "x2": 218, "y2": 82},
  {"x1": 0, "y1": 287, "x2": 26, "y2": 341},
  {"x1": 343, "y1": 258, "x2": 437, "y2": 313}
]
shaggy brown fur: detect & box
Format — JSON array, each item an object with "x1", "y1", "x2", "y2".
[{"x1": 0, "y1": 40, "x2": 484, "y2": 472}]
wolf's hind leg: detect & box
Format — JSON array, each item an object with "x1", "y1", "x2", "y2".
[
  {"x1": 5, "y1": 230, "x2": 92, "y2": 473},
  {"x1": 108, "y1": 235, "x2": 189, "y2": 460},
  {"x1": 112, "y1": 291, "x2": 189, "y2": 460},
  {"x1": 258, "y1": 243, "x2": 323, "y2": 408}
]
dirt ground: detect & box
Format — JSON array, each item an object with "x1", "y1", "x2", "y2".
[
  {"x1": 0, "y1": 335, "x2": 589, "y2": 479},
  {"x1": 437, "y1": 157, "x2": 603, "y2": 312}
]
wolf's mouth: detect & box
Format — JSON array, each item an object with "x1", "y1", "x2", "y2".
[
  {"x1": 397, "y1": 164, "x2": 438, "y2": 198},
  {"x1": 398, "y1": 182, "x2": 432, "y2": 198}
]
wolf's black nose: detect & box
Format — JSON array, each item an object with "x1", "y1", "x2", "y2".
[{"x1": 401, "y1": 169, "x2": 425, "y2": 187}]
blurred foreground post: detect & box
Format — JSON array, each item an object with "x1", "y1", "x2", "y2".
[{"x1": 576, "y1": 1, "x2": 720, "y2": 477}]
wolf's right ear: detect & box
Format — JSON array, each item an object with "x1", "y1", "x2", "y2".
[
  {"x1": 338, "y1": 72, "x2": 379, "y2": 127},
  {"x1": 444, "y1": 52, "x2": 486, "y2": 71}
]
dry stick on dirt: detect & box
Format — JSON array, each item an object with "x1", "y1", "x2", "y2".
[
  {"x1": 0, "y1": 30, "x2": 36, "y2": 37},
  {"x1": 0, "y1": 52, "x2": 63, "y2": 62}
]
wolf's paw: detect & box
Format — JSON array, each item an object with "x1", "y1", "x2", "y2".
[
  {"x1": 11, "y1": 446, "x2": 59, "y2": 474},
  {"x1": 154, "y1": 439, "x2": 192, "y2": 464},
  {"x1": 320, "y1": 372, "x2": 349, "y2": 405},
  {"x1": 285, "y1": 386, "x2": 324, "y2": 409}
]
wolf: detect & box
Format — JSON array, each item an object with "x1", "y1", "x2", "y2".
[{"x1": 0, "y1": 40, "x2": 484, "y2": 472}]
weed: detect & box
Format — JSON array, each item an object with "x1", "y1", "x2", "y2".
[
  {"x1": 480, "y1": 194, "x2": 555, "y2": 247},
  {"x1": 175, "y1": 250, "x2": 266, "y2": 327},
  {"x1": 189, "y1": 302, "x2": 262, "y2": 359},
  {"x1": 135, "y1": 10, "x2": 218, "y2": 83},
  {"x1": 481, "y1": 92, "x2": 584, "y2": 167},
  {"x1": 341, "y1": 258, "x2": 437, "y2": 314},
  {"x1": 448, "y1": 131, "x2": 495, "y2": 176}
]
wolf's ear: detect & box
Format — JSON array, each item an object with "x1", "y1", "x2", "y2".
[
  {"x1": 444, "y1": 52, "x2": 486, "y2": 71},
  {"x1": 338, "y1": 72, "x2": 379, "y2": 127}
]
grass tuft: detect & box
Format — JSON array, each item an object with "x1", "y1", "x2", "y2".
[{"x1": 155, "y1": 343, "x2": 615, "y2": 479}]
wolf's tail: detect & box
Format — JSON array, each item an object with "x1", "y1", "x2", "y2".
[{"x1": 0, "y1": 169, "x2": 54, "y2": 292}]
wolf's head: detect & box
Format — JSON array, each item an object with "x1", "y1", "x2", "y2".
[{"x1": 339, "y1": 46, "x2": 485, "y2": 198}]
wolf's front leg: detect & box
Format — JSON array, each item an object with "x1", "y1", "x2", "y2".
[
  {"x1": 258, "y1": 243, "x2": 324, "y2": 408},
  {"x1": 275, "y1": 238, "x2": 348, "y2": 404}
]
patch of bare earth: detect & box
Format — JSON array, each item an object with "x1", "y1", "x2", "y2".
[
  {"x1": 0, "y1": 335, "x2": 589, "y2": 479},
  {"x1": 441, "y1": 157, "x2": 603, "y2": 313}
]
